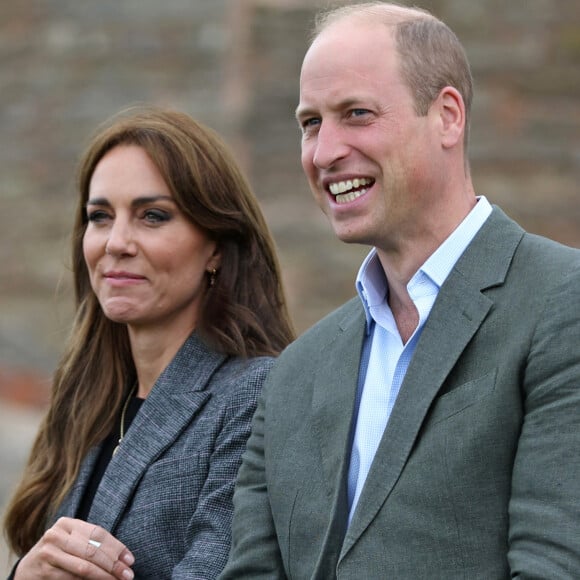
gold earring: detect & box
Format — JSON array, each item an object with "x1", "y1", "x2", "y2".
[{"x1": 209, "y1": 268, "x2": 217, "y2": 287}]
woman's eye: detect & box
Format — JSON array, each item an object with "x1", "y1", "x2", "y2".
[
  {"x1": 143, "y1": 209, "x2": 170, "y2": 223},
  {"x1": 86, "y1": 209, "x2": 110, "y2": 223}
]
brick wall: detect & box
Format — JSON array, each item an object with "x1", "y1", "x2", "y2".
[{"x1": 0, "y1": 0, "x2": 579, "y2": 383}]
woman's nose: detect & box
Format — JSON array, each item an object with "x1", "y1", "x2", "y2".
[{"x1": 105, "y1": 220, "x2": 137, "y2": 257}]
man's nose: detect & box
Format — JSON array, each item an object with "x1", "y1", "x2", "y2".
[{"x1": 312, "y1": 121, "x2": 350, "y2": 169}]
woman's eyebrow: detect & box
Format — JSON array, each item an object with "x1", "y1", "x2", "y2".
[{"x1": 86, "y1": 194, "x2": 175, "y2": 207}]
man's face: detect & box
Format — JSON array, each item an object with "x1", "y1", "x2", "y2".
[{"x1": 297, "y1": 20, "x2": 439, "y2": 252}]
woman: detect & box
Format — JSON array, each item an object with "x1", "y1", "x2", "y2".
[{"x1": 3, "y1": 106, "x2": 295, "y2": 579}]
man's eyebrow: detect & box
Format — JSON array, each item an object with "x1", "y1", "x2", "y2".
[
  {"x1": 295, "y1": 97, "x2": 371, "y2": 121},
  {"x1": 295, "y1": 105, "x2": 316, "y2": 122}
]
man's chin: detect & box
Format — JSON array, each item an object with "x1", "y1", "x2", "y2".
[{"x1": 331, "y1": 224, "x2": 370, "y2": 246}]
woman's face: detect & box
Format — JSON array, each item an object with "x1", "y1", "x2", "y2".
[{"x1": 83, "y1": 144, "x2": 219, "y2": 333}]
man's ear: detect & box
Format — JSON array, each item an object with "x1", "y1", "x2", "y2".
[{"x1": 436, "y1": 86, "x2": 465, "y2": 149}]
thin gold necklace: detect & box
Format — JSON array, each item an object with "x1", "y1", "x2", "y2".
[{"x1": 113, "y1": 384, "x2": 137, "y2": 456}]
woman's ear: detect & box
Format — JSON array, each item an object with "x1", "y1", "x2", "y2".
[{"x1": 208, "y1": 245, "x2": 222, "y2": 271}]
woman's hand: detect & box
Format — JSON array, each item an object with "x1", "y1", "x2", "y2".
[{"x1": 14, "y1": 517, "x2": 134, "y2": 579}]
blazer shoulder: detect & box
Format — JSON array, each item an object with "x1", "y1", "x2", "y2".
[
  {"x1": 217, "y1": 355, "x2": 275, "y2": 382},
  {"x1": 485, "y1": 205, "x2": 580, "y2": 272},
  {"x1": 518, "y1": 231, "x2": 580, "y2": 270},
  {"x1": 503, "y1": 230, "x2": 580, "y2": 300},
  {"x1": 277, "y1": 297, "x2": 363, "y2": 363},
  {"x1": 210, "y1": 354, "x2": 275, "y2": 400},
  {"x1": 456, "y1": 206, "x2": 580, "y2": 290}
]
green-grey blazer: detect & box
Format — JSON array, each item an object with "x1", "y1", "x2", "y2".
[{"x1": 222, "y1": 208, "x2": 580, "y2": 579}]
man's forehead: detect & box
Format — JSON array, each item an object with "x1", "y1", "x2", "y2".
[{"x1": 299, "y1": 28, "x2": 398, "y2": 95}]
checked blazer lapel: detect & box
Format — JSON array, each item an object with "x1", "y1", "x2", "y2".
[
  {"x1": 88, "y1": 332, "x2": 227, "y2": 533},
  {"x1": 341, "y1": 207, "x2": 525, "y2": 559},
  {"x1": 56, "y1": 446, "x2": 101, "y2": 520}
]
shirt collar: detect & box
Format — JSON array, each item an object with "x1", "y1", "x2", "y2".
[{"x1": 356, "y1": 196, "x2": 493, "y2": 330}]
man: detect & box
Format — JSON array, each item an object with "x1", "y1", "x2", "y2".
[{"x1": 221, "y1": 3, "x2": 580, "y2": 578}]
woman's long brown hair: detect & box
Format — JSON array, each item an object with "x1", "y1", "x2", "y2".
[{"x1": 4, "y1": 106, "x2": 295, "y2": 555}]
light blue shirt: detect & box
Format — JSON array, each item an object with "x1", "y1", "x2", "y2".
[{"x1": 347, "y1": 197, "x2": 493, "y2": 523}]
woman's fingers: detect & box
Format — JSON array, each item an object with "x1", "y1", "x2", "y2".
[
  {"x1": 59, "y1": 519, "x2": 135, "y2": 579},
  {"x1": 17, "y1": 517, "x2": 135, "y2": 579}
]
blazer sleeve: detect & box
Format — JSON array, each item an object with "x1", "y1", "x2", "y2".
[
  {"x1": 171, "y1": 361, "x2": 271, "y2": 580},
  {"x1": 219, "y1": 381, "x2": 287, "y2": 579},
  {"x1": 508, "y1": 261, "x2": 580, "y2": 577}
]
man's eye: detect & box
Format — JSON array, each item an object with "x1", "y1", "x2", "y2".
[
  {"x1": 350, "y1": 108, "x2": 370, "y2": 118},
  {"x1": 301, "y1": 117, "x2": 321, "y2": 131}
]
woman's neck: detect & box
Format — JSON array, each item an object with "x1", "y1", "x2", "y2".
[{"x1": 128, "y1": 322, "x2": 194, "y2": 397}]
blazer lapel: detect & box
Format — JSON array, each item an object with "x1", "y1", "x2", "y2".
[
  {"x1": 306, "y1": 300, "x2": 369, "y2": 576},
  {"x1": 311, "y1": 298, "x2": 366, "y2": 499},
  {"x1": 56, "y1": 447, "x2": 101, "y2": 520},
  {"x1": 341, "y1": 207, "x2": 525, "y2": 557},
  {"x1": 88, "y1": 333, "x2": 227, "y2": 532}
]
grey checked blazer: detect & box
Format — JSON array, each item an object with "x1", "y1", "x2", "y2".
[
  {"x1": 55, "y1": 332, "x2": 273, "y2": 579},
  {"x1": 222, "y1": 207, "x2": 580, "y2": 579}
]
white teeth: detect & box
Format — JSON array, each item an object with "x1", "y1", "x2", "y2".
[
  {"x1": 329, "y1": 178, "x2": 372, "y2": 196},
  {"x1": 335, "y1": 188, "x2": 368, "y2": 204}
]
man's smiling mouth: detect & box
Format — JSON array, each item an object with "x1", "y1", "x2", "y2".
[{"x1": 328, "y1": 177, "x2": 374, "y2": 204}]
